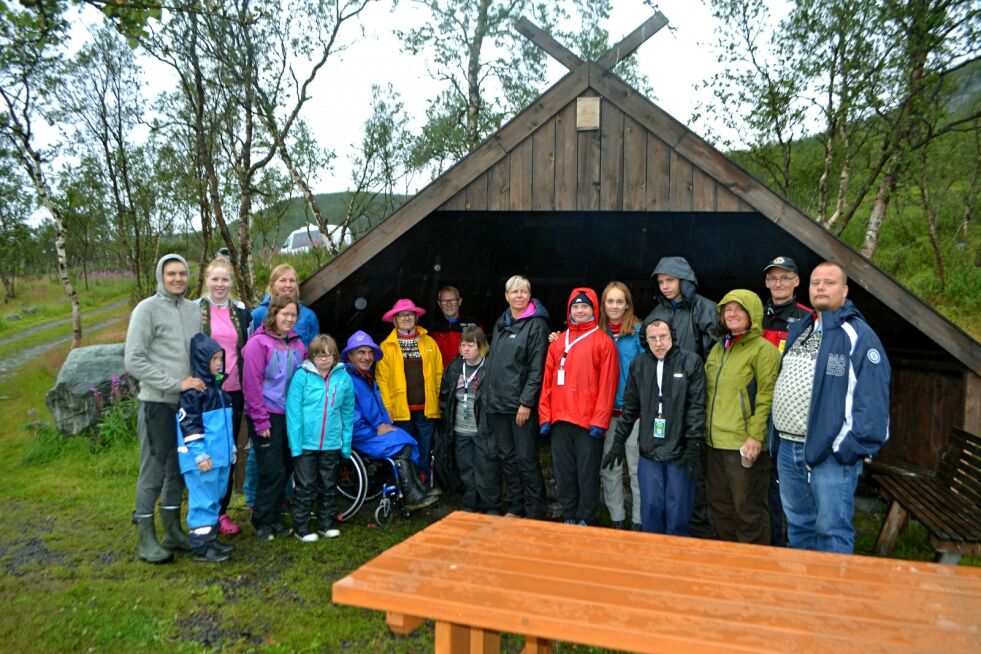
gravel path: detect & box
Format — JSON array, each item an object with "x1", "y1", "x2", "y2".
[
  {"x1": 0, "y1": 299, "x2": 128, "y2": 350},
  {"x1": 0, "y1": 301, "x2": 129, "y2": 379}
]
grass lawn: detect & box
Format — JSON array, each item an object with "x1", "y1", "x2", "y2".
[{"x1": 0, "y1": 296, "x2": 975, "y2": 653}]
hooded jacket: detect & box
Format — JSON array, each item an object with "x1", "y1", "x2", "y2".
[
  {"x1": 176, "y1": 333, "x2": 235, "y2": 474},
  {"x1": 704, "y1": 290, "x2": 782, "y2": 451},
  {"x1": 241, "y1": 324, "x2": 306, "y2": 433},
  {"x1": 645, "y1": 257, "x2": 718, "y2": 360},
  {"x1": 125, "y1": 254, "x2": 202, "y2": 404},
  {"x1": 482, "y1": 298, "x2": 551, "y2": 414},
  {"x1": 616, "y1": 315, "x2": 706, "y2": 461},
  {"x1": 286, "y1": 360, "x2": 355, "y2": 458},
  {"x1": 538, "y1": 288, "x2": 619, "y2": 431},
  {"x1": 376, "y1": 324, "x2": 443, "y2": 421},
  {"x1": 439, "y1": 353, "x2": 488, "y2": 436},
  {"x1": 345, "y1": 363, "x2": 420, "y2": 463},
  {"x1": 768, "y1": 299, "x2": 891, "y2": 467},
  {"x1": 251, "y1": 293, "x2": 320, "y2": 348}
]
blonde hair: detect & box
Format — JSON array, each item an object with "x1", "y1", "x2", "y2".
[
  {"x1": 505, "y1": 275, "x2": 530, "y2": 293},
  {"x1": 267, "y1": 264, "x2": 298, "y2": 297},
  {"x1": 205, "y1": 257, "x2": 235, "y2": 280},
  {"x1": 308, "y1": 334, "x2": 340, "y2": 361},
  {"x1": 598, "y1": 281, "x2": 639, "y2": 337}
]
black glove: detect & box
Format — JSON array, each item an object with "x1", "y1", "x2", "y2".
[
  {"x1": 601, "y1": 437, "x2": 626, "y2": 470},
  {"x1": 682, "y1": 439, "x2": 705, "y2": 484}
]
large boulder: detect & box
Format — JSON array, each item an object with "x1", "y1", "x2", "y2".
[{"x1": 45, "y1": 344, "x2": 138, "y2": 436}]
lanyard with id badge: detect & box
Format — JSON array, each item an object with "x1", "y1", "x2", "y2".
[
  {"x1": 461, "y1": 360, "x2": 483, "y2": 420},
  {"x1": 654, "y1": 359, "x2": 666, "y2": 438},
  {"x1": 556, "y1": 326, "x2": 598, "y2": 386}
]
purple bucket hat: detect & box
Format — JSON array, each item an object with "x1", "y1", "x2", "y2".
[{"x1": 340, "y1": 330, "x2": 383, "y2": 362}]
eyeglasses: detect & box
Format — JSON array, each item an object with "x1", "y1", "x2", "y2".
[
  {"x1": 648, "y1": 335, "x2": 671, "y2": 344},
  {"x1": 313, "y1": 353, "x2": 335, "y2": 360},
  {"x1": 438, "y1": 298, "x2": 460, "y2": 305},
  {"x1": 766, "y1": 275, "x2": 797, "y2": 283}
]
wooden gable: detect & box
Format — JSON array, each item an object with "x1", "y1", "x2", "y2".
[{"x1": 440, "y1": 93, "x2": 753, "y2": 214}]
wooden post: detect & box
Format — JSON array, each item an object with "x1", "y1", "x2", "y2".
[
  {"x1": 386, "y1": 612, "x2": 424, "y2": 635},
  {"x1": 874, "y1": 500, "x2": 908, "y2": 556},
  {"x1": 964, "y1": 371, "x2": 980, "y2": 436}
]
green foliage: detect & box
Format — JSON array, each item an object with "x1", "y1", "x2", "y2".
[
  {"x1": 94, "y1": 396, "x2": 138, "y2": 450},
  {"x1": 21, "y1": 419, "x2": 67, "y2": 466}
]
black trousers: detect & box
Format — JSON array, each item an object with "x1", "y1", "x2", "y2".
[
  {"x1": 454, "y1": 431, "x2": 480, "y2": 511},
  {"x1": 219, "y1": 389, "x2": 244, "y2": 516},
  {"x1": 550, "y1": 422, "x2": 603, "y2": 524},
  {"x1": 292, "y1": 449, "x2": 341, "y2": 533},
  {"x1": 249, "y1": 413, "x2": 292, "y2": 529},
  {"x1": 486, "y1": 412, "x2": 547, "y2": 519}
]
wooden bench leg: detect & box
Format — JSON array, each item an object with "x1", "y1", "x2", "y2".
[
  {"x1": 386, "y1": 611, "x2": 424, "y2": 635},
  {"x1": 435, "y1": 621, "x2": 501, "y2": 654},
  {"x1": 874, "y1": 500, "x2": 908, "y2": 556},
  {"x1": 521, "y1": 635, "x2": 552, "y2": 654}
]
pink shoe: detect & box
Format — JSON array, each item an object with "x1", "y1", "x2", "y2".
[{"x1": 219, "y1": 514, "x2": 241, "y2": 535}]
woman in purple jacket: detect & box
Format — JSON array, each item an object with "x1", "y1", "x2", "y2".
[{"x1": 242, "y1": 295, "x2": 306, "y2": 541}]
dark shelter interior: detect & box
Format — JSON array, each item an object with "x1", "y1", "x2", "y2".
[{"x1": 307, "y1": 210, "x2": 955, "y2": 368}]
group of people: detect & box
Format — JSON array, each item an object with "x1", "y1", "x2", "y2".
[{"x1": 124, "y1": 250, "x2": 891, "y2": 565}]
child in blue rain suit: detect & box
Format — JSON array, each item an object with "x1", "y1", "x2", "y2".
[{"x1": 177, "y1": 333, "x2": 236, "y2": 562}]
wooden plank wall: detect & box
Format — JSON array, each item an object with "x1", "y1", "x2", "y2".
[
  {"x1": 883, "y1": 362, "x2": 967, "y2": 472},
  {"x1": 440, "y1": 96, "x2": 753, "y2": 213}
]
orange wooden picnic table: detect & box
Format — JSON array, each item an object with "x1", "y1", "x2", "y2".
[{"x1": 331, "y1": 511, "x2": 981, "y2": 653}]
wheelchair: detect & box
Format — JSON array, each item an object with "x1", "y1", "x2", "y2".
[{"x1": 335, "y1": 450, "x2": 412, "y2": 526}]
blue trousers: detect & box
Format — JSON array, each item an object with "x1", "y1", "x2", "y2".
[
  {"x1": 777, "y1": 439, "x2": 862, "y2": 553},
  {"x1": 185, "y1": 465, "x2": 231, "y2": 530},
  {"x1": 637, "y1": 456, "x2": 695, "y2": 536},
  {"x1": 395, "y1": 410, "x2": 437, "y2": 480}
]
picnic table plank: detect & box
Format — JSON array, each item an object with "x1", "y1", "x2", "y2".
[{"x1": 333, "y1": 512, "x2": 981, "y2": 654}]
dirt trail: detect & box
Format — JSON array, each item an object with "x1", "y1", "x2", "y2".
[{"x1": 0, "y1": 300, "x2": 130, "y2": 379}]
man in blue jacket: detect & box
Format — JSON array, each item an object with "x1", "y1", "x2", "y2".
[{"x1": 769, "y1": 261, "x2": 891, "y2": 553}]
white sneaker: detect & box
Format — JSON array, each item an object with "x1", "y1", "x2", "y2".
[
  {"x1": 318, "y1": 528, "x2": 340, "y2": 539},
  {"x1": 295, "y1": 531, "x2": 319, "y2": 543}
]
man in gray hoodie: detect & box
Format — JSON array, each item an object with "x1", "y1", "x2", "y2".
[{"x1": 125, "y1": 254, "x2": 204, "y2": 563}]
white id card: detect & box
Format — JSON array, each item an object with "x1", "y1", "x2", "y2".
[
  {"x1": 654, "y1": 418, "x2": 666, "y2": 439},
  {"x1": 557, "y1": 369, "x2": 566, "y2": 386}
]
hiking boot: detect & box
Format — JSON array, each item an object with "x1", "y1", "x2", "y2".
[
  {"x1": 211, "y1": 539, "x2": 234, "y2": 555},
  {"x1": 159, "y1": 507, "x2": 191, "y2": 551},
  {"x1": 295, "y1": 530, "x2": 319, "y2": 543},
  {"x1": 611, "y1": 520, "x2": 624, "y2": 530},
  {"x1": 271, "y1": 522, "x2": 293, "y2": 538},
  {"x1": 193, "y1": 543, "x2": 230, "y2": 563},
  {"x1": 134, "y1": 513, "x2": 174, "y2": 564},
  {"x1": 630, "y1": 522, "x2": 643, "y2": 531},
  {"x1": 255, "y1": 526, "x2": 275, "y2": 542},
  {"x1": 219, "y1": 514, "x2": 241, "y2": 536}
]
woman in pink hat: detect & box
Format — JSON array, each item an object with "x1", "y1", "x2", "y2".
[{"x1": 375, "y1": 298, "x2": 444, "y2": 486}]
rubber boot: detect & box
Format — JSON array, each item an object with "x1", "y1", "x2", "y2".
[
  {"x1": 159, "y1": 506, "x2": 192, "y2": 551},
  {"x1": 395, "y1": 458, "x2": 436, "y2": 511},
  {"x1": 134, "y1": 513, "x2": 174, "y2": 564}
]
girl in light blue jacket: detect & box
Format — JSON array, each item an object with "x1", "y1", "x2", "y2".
[{"x1": 286, "y1": 334, "x2": 355, "y2": 541}]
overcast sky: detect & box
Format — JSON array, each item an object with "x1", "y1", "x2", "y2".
[{"x1": 76, "y1": 0, "x2": 790, "y2": 196}]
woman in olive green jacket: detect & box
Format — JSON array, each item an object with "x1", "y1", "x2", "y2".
[{"x1": 704, "y1": 289, "x2": 782, "y2": 544}]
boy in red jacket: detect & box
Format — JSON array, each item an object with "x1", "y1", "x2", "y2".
[{"x1": 539, "y1": 288, "x2": 619, "y2": 525}]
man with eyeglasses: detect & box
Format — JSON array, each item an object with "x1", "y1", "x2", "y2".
[
  {"x1": 760, "y1": 256, "x2": 812, "y2": 546},
  {"x1": 430, "y1": 286, "x2": 481, "y2": 366},
  {"x1": 769, "y1": 261, "x2": 891, "y2": 553},
  {"x1": 761, "y1": 257, "x2": 812, "y2": 354}
]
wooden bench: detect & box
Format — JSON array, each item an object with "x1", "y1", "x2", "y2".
[
  {"x1": 333, "y1": 511, "x2": 981, "y2": 653},
  {"x1": 874, "y1": 427, "x2": 981, "y2": 564}
]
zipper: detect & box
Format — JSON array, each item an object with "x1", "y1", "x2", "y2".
[
  {"x1": 707, "y1": 347, "x2": 729, "y2": 445},
  {"x1": 318, "y1": 371, "x2": 330, "y2": 449}
]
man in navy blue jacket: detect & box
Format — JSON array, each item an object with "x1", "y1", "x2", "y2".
[{"x1": 769, "y1": 261, "x2": 891, "y2": 553}]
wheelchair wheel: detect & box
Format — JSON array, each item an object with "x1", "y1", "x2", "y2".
[
  {"x1": 335, "y1": 451, "x2": 368, "y2": 522},
  {"x1": 374, "y1": 498, "x2": 394, "y2": 527}
]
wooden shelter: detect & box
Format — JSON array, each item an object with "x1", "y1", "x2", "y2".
[{"x1": 303, "y1": 14, "x2": 980, "y2": 473}]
